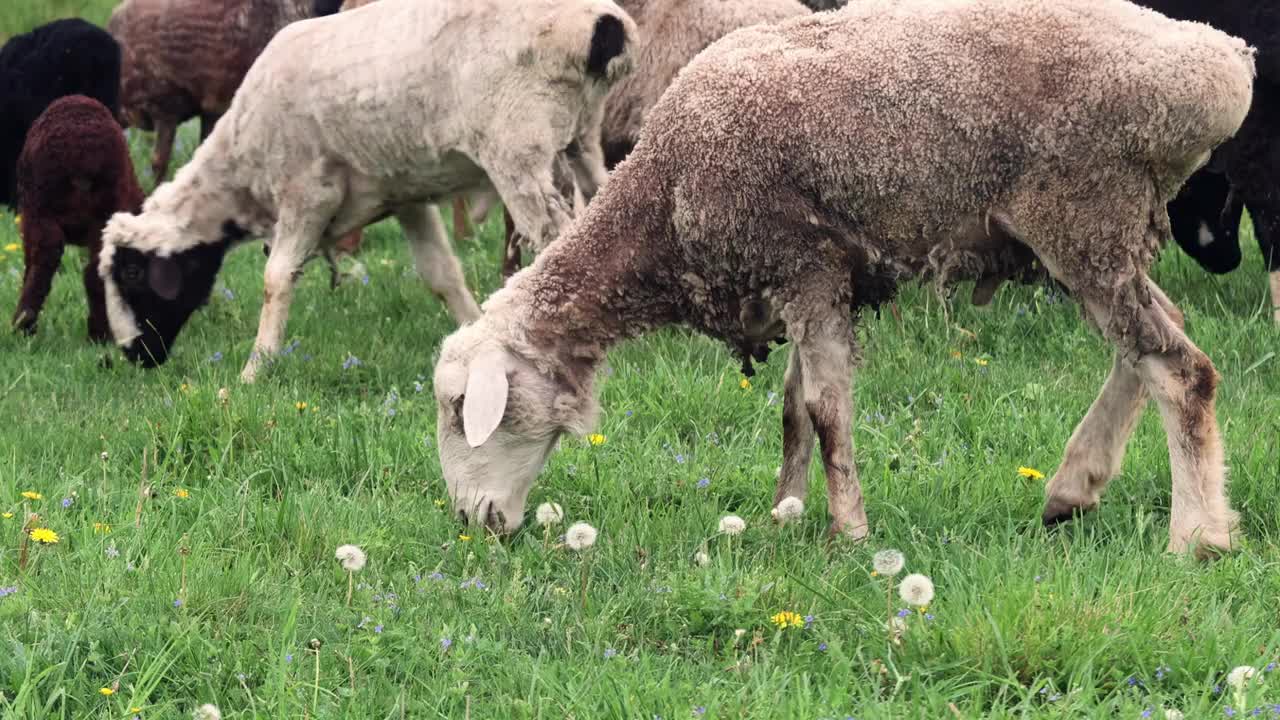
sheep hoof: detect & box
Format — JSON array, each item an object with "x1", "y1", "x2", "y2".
[
  {"x1": 1168, "y1": 526, "x2": 1238, "y2": 560},
  {"x1": 1040, "y1": 497, "x2": 1096, "y2": 528},
  {"x1": 12, "y1": 309, "x2": 36, "y2": 335},
  {"x1": 827, "y1": 519, "x2": 870, "y2": 542},
  {"x1": 97, "y1": 353, "x2": 114, "y2": 369}
]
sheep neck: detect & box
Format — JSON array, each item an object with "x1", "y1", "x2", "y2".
[{"x1": 150, "y1": 148, "x2": 260, "y2": 248}]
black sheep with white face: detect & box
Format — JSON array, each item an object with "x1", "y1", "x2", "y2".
[{"x1": 99, "y1": 216, "x2": 244, "y2": 367}]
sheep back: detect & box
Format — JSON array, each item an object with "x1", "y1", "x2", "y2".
[
  {"x1": 16, "y1": 95, "x2": 144, "y2": 228},
  {"x1": 108, "y1": 0, "x2": 316, "y2": 129},
  {"x1": 602, "y1": 0, "x2": 808, "y2": 165}
]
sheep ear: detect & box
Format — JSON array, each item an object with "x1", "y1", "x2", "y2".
[
  {"x1": 148, "y1": 255, "x2": 183, "y2": 300},
  {"x1": 463, "y1": 351, "x2": 509, "y2": 448}
]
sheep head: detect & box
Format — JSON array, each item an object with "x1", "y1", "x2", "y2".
[
  {"x1": 99, "y1": 211, "x2": 239, "y2": 367},
  {"x1": 434, "y1": 322, "x2": 598, "y2": 534}
]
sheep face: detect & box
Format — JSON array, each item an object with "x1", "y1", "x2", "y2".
[
  {"x1": 434, "y1": 331, "x2": 595, "y2": 534},
  {"x1": 99, "y1": 212, "x2": 234, "y2": 367}
]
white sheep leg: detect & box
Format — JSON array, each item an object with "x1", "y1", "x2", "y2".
[
  {"x1": 567, "y1": 109, "x2": 609, "y2": 204},
  {"x1": 399, "y1": 203, "x2": 482, "y2": 323},
  {"x1": 1043, "y1": 353, "x2": 1148, "y2": 523},
  {"x1": 241, "y1": 247, "x2": 305, "y2": 383},
  {"x1": 774, "y1": 348, "x2": 815, "y2": 506},
  {"x1": 481, "y1": 152, "x2": 573, "y2": 253},
  {"x1": 791, "y1": 309, "x2": 868, "y2": 540}
]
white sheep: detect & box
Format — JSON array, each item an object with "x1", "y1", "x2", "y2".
[
  {"x1": 432, "y1": 0, "x2": 1255, "y2": 558},
  {"x1": 98, "y1": 0, "x2": 635, "y2": 381}
]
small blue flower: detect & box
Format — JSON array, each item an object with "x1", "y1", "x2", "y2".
[
  {"x1": 625, "y1": 410, "x2": 633, "y2": 417},
  {"x1": 675, "y1": 454, "x2": 686, "y2": 464},
  {"x1": 696, "y1": 478, "x2": 710, "y2": 489},
  {"x1": 1267, "y1": 663, "x2": 1277, "y2": 673},
  {"x1": 817, "y1": 642, "x2": 828, "y2": 652},
  {"x1": 285, "y1": 654, "x2": 293, "y2": 663},
  {"x1": 221, "y1": 287, "x2": 235, "y2": 300},
  {"x1": 414, "y1": 381, "x2": 424, "y2": 393},
  {"x1": 342, "y1": 354, "x2": 362, "y2": 370},
  {"x1": 804, "y1": 615, "x2": 815, "y2": 627},
  {"x1": 1142, "y1": 708, "x2": 1152, "y2": 718},
  {"x1": 361, "y1": 274, "x2": 370, "y2": 286},
  {"x1": 0, "y1": 586, "x2": 17, "y2": 599},
  {"x1": 897, "y1": 609, "x2": 910, "y2": 618},
  {"x1": 209, "y1": 351, "x2": 223, "y2": 363},
  {"x1": 441, "y1": 637, "x2": 452, "y2": 650},
  {"x1": 173, "y1": 599, "x2": 183, "y2": 608},
  {"x1": 766, "y1": 391, "x2": 778, "y2": 406},
  {"x1": 61, "y1": 497, "x2": 72, "y2": 508},
  {"x1": 924, "y1": 613, "x2": 935, "y2": 621},
  {"x1": 604, "y1": 648, "x2": 617, "y2": 659},
  {"x1": 1048, "y1": 694, "x2": 1061, "y2": 702},
  {"x1": 693, "y1": 708, "x2": 706, "y2": 717},
  {"x1": 374, "y1": 624, "x2": 383, "y2": 634},
  {"x1": 1225, "y1": 707, "x2": 1235, "y2": 718}
]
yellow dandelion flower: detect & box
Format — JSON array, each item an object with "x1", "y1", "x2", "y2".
[
  {"x1": 3, "y1": 242, "x2": 18, "y2": 253},
  {"x1": 21, "y1": 491, "x2": 42, "y2": 500},
  {"x1": 175, "y1": 488, "x2": 190, "y2": 499},
  {"x1": 739, "y1": 377, "x2": 752, "y2": 391},
  {"x1": 29, "y1": 527, "x2": 59, "y2": 544},
  {"x1": 587, "y1": 433, "x2": 606, "y2": 446},
  {"x1": 99, "y1": 687, "x2": 114, "y2": 696},
  {"x1": 458, "y1": 534, "x2": 472, "y2": 542},
  {"x1": 975, "y1": 358, "x2": 989, "y2": 367},
  {"x1": 131, "y1": 708, "x2": 142, "y2": 714},
  {"x1": 179, "y1": 382, "x2": 190, "y2": 393},
  {"x1": 13, "y1": 214, "x2": 19, "y2": 225},
  {"x1": 1017, "y1": 466, "x2": 1045, "y2": 481},
  {"x1": 2, "y1": 512, "x2": 13, "y2": 519},
  {"x1": 295, "y1": 401, "x2": 308, "y2": 411},
  {"x1": 93, "y1": 522, "x2": 112, "y2": 534},
  {"x1": 770, "y1": 611, "x2": 805, "y2": 629},
  {"x1": 434, "y1": 499, "x2": 447, "y2": 508}
]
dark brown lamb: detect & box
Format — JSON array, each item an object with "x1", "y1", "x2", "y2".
[
  {"x1": 108, "y1": 0, "x2": 319, "y2": 182},
  {"x1": 13, "y1": 96, "x2": 144, "y2": 342}
]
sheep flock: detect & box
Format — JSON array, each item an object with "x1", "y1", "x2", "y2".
[{"x1": 2, "y1": 0, "x2": 1276, "y2": 563}]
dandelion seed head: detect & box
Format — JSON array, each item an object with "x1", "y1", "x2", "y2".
[
  {"x1": 335, "y1": 544, "x2": 367, "y2": 572},
  {"x1": 536, "y1": 502, "x2": 564, "y2": 527},
  {"x1": 898, "y1": 573, "x2": 934, "y2": 607},
  {"x1": 773, "y1": 496, "x2": 804, "y2": 523},
  {"x1": 693, "y1": 551, "x2": 710, "y2": 567},
  {"x1": 1164, "y1": 710, "x2": 1184, "y2": 720},
  {"x1": 873, "y1": 549, "x2": 905, "y2": 576},
  {"x1": 718, "y1": 515, "x2": 746, "y2": 535},
  {"x1": 192, "y1": 703, "x2": 221, "y2": 720},
  {"x1": 566, "y1": 522, "x2": 597, "y2": 551},
  {"x1": 1228, "y1": 666, "x2": 1258, "y2": 690}
]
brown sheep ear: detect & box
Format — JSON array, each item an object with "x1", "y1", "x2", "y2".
[
  {"x1": 463, "y1": 351, "x2": 509, "y2": 448},
  {"x1": 147, "y1": 255, "x2": 183, "y2": 300}
]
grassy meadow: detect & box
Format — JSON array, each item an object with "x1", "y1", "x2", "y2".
[{"x1": 4, "y1": 4, "x2": 1280, "y2": 720}]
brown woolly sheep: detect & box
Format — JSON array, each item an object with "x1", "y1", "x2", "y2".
[
  {"x1": 499, "y1": 0, "x2": 810, "y2": 276},
  {"x1": 108, "y1": 0, "x2": 320, "y2": 183},
  {"x1": 433, "y1": 0, "x2": 1255, "y2": 558},
  {"x1": 99, "y1": 0, "x2": 635, "y2": 382},
  {"x1": 12, "y1": 96, "x2": 144, "y2": 342}
]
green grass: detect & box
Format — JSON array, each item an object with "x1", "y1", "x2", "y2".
[{"x1": 4, "y1": 9, "x2": 1280, "y2": 720}]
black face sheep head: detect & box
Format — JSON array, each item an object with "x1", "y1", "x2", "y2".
[
  {"x1": 98, "y1": 212, "x2": 240, "y2": 367},
  {"x1": 1167, "y1": 170, "x2": 1244, "y2": 274}
]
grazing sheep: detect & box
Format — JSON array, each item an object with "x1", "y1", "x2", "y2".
[
  {"x1": 500, "y1": 0, "x2": 810, "y2": 276},
  {"x1": 1137, "y1": 0, "x2": 1279, "y2": 323},
  {"x1": 432, "y1": 0, "x2": 1255, "y2": 558},
  {"x1": 0, "y1": 18, "x2": 122, "y2": 207},
  {"x1": 108, "y1": 0, "x2": 323, "y2": 183},
  {"x1": 12, "y1": 96, "x2": 144, "y2": 342},
  {"x1": 99, "y1": 0, "x2": 635, "y2": 381}
]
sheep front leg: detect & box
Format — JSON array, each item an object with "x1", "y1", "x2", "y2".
[
  {"x1": 774, "y1": 347, "x2": 815, "y2": 507},
  {"x1": 792, "y1": 311, "x2": 867, "y2": 540},
  {"x1": 12, "y1": 216, "x2": 64, "y2": 336},
  {"x1": 151, "y1": 120, "x2": 176, "y2": 182},
  {"x1": 398, "y1": 203, "x2": 481, "y2": 323},
  {"x1": 566, "y1": 112, "x2": 609, "y2": 205},
  {"x1": 482, "y1": 151, "x2": 573, "y2": 254}
]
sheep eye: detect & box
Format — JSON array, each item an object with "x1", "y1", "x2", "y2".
[{"x1": 121, "y1": 264, "x2": 144, "y2": 286}]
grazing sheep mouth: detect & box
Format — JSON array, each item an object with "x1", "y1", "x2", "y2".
[{"x1": 456, "y1": 499, "x2": 508, "y2": 533}]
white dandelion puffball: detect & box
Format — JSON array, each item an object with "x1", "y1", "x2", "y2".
[
  {"x1": 872, "y1": 549, "x2": 905, "y2": 576},
  {"x1": 1227, "y1": 665, "x2": 1257, "y2": 690},
  {"x1": 565, "y1": 522, "x2": 598, "y2": 551},
  {"x1": 1164, "y1": 710, "x2": 1184, "y2": 720},
  {"x1": 536, "y1": 502, "x2": 564, "y2": 527},
  {"x1": 193, "y1": 705, "x2": 222, "y2": 720},
  {"x1": 718, "y1": 515, "x2": 746, "y2": 535},
  {"x1": 693, "y1": 551, "x2": 711, "y2": 567},
  {"x1": 335, "y1": 544, "x2": 367, "y2": 572},
  {"x1": 898, "y1": 573, "x2": 935, "y2": 607},
  {"x1": 773, "y1": 496, "x2": 805, "y2": 523}
]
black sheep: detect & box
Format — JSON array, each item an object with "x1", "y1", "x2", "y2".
[
  {"x1": 0, "y1": 18, "x2": 123, "y2": 207},
  {"x1": 1138, "y1": 0, "x2": 1279, "y2": 322}
]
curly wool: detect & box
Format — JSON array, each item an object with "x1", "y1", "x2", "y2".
[{"x1": 12, "y1": 96, "x2": 143, "y2": 341}]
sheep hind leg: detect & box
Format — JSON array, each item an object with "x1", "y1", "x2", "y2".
[
  {"x1": 83, "y1": 239, "x2": 110, "y2": 343},
  {"x1": 150, "y1": 120, "x2": 176, "y2": 182},
  {"x1": 12, "y1": 217, "x2": 64, "y2": 336},
  {"x1": 501, "y1": 210, "x2": 521, "y2": 279},
  {"x1": 788, "y1": 304, "x2": 867, "y2": 540},
  {"x1": 773, "y1": 347, "x2": 815, "y2": 509},
  {"x1": 399, "y1": 203, "x2": 481, "y2": 323}
]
